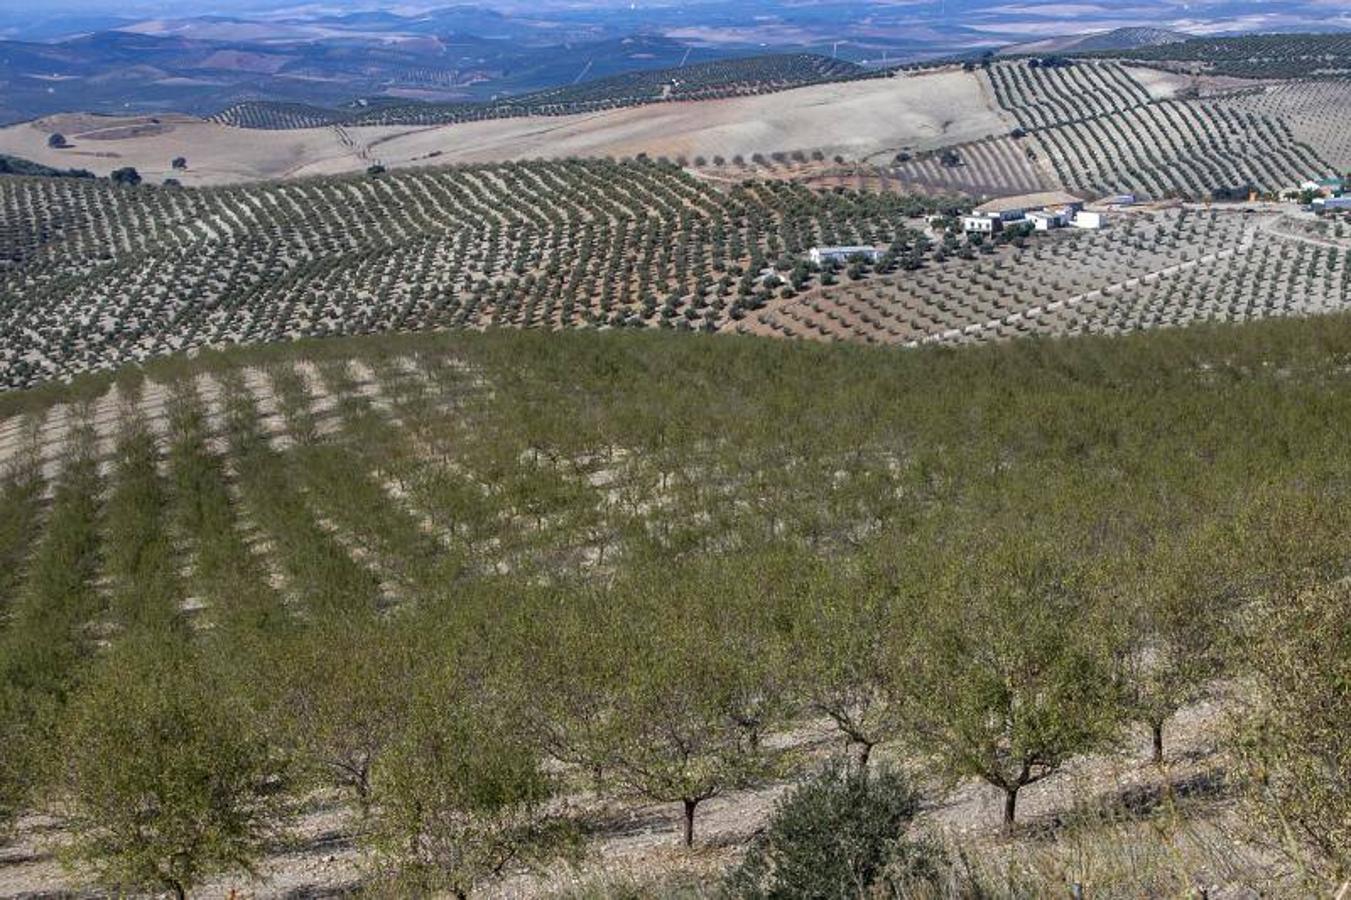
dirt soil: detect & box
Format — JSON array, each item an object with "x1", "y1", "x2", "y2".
[
  {"x1": 0, "y1": 687, "x2": 1260, "y2": 899},
  {"x1": 0, "y1": 69, "x2": 1012, "y2": 186}
]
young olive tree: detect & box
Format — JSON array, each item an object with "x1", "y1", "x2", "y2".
[
  {"x1": 899, "y1": 534, "x2": 1123, "y2": 830},
  {"x1": 554, "y1": 565, "x2": 783, "y2": 847},
  {"x1": 1236, "y1": 579, "x2": 1351, "y2": 883},
  {"x1": 790, "y1": 570, "x2": 910, "y2": 768},
  {"x1": 365, "y1": 662, "x2": 578, "y2": 898},
  {"x1": 602, "y1": 639, "x2": 775, "y2": 847},
  {"x1": 1117, "y1": 524, "x2": 1232, "y2": 764},
  {"x1": 55, "y1": 640, "x2": 294, "y2": 900},
  {"x1": 269, "y1": 619, "x2": 418, "y2": 815}
]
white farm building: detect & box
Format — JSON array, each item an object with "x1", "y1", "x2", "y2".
[
  {"x1": 962, "y1": 214, "x2": 1002, "y2": 234},
  {"x1": 1071, "y1": 210, "x2": 1103, "y2": 229},
  {"x1": 1026, "y1": 210, "x2": 1068, "y2": 230},
  {"x1": 808, "y1": 246, "x2": 885, "y2": 266}
]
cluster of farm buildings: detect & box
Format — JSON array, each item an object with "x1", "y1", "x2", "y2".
[
  {"x1": 1302, "y1": 177, "x2": 1351, "y2": 212},
  {"x1": 804, "y1": 177, "x2": 1350, "y2": 270},
  {"x1": 805, "y1": 190, "x2": 1111, "y2": 268},
  {"x1": 960, "y1": 191, "x2": 1104, "y2": 235}
]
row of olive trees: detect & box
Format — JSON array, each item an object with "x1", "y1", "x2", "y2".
[
  {"x1": 6, "y1": 322, "x2": 1351, "y2": 895},
  {"x1": 38, "y1": 495, "x2": 1347, "y2": 897}
]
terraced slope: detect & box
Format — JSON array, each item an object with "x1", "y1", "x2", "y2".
[
  {"x1": 984, "y1": 59, "x2": 1338, "y2": 197},
  {"x1": 0, "y1": 159, "x2": 948, "y2": 390},
  {"x1": 1220, "y1": 82, "x2": 1351, "y2": 172},
  {"x1": 987, "y1": 61, "x2": 1153, "y2": 130},
  {"x1": 1032, "y1": 100, "x2": 1331, "y2": 197}
]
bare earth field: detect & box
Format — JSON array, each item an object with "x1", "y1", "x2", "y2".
[
  {"x1": 0, "y1": 69, "x2": 1011, "y2": 186},
  {"x1": 0, "y1": 113, "x2": 371, "y2": 186}
]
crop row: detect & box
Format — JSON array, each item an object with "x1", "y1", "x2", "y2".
[
  {"x1": 1112, "y1": 33, "x2": 1351, "y2": 79},
  {"x1": 1074, "y1": 237, "x2": 1351, "y2": 334},
  {"x1": 1221, "y1": 82, "x2": 1351, "y2": 172},
  {"x1": 743, "y1": 210, "x2": 1326, "y2": 344},
  {"x1": 986, "y1": 60, "x2": 1153, "y2": 131},
  {"x1": 1028, "y1": 99, "x2": 1333, "y2": 198},
  {"x1": 0, "y1": 159, "x2": 953, "y2": 390},
  {"x1": 889, "y1": 135, "x2": 1047, "y2": 196}
]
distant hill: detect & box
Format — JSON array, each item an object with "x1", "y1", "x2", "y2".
[
  {"x1": 999, "y1": 27, "x2": 1192, "y2": 56},
  {"x1": 211, "y1": 53, "x2": 877, "y2": 130},
  {"x1": 1110, "y1": 31, "x2": 1351, "y2": 78},
  {"x1": 0, "y1": 30, "x2": 735, "y2": 126}
]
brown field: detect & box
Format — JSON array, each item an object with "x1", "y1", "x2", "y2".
[
  {"x1": 0, "y1": 68, "x2": 1012, "y2": 186},
  {"x1": 0, "y1": 113, "x2": 367, "y2": 186}
]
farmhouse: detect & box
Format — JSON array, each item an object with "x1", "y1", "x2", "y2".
[
  {"x1": 808, "y1": 246, "x2": 885, "y2": 266},
  {"x1": 1300, "y1": 177, "x2": 1345, "y2": 196},
  {"x1": 962, "y1": 214, "x2": 1003, "y2": 234}
]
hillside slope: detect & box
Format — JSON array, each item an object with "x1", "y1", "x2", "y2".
[
  {"x1": 1000, "y1": 26, "x2": 1192, "y2": 56},
  {"x1": 209, "y1": 53, "x2": 876, "y2": 130}
]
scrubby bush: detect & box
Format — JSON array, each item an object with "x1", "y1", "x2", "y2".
[{"x1": 725, "y1": 762, "x2": 943, "y2": 898}]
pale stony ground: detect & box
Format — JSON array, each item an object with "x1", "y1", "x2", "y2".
[
  {"x1": 0, "y1": 113, "x2": 397, "y2": 187},
  {"x1": 0, "y1": 68, "x2": 1010, "y2": 186},
  {"x1": 0, "y1": 689, "x2": 1249, "y2": 899},
  {"x1": 1127, "y1": 65, "x2": 1195, "y2": 100}
]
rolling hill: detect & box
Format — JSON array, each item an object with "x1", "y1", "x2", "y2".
[
  {"x1": 209, "y1": 54, "x2": 876, "y2": 130},
  {"x1": 999, "y1": 26, "x2": 1192, "y2": 56}
]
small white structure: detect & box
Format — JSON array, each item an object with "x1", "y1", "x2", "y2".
[
  {"x1": 808, "y1": 246, "x2": 885, "y2": 266},
  {"x1": 1026, "y1": 210, "x2": 1068, "y2": 230},
  {"x1": 1072, "y1": 210, "x2": 1103, "y2": 229},
  {"x1": 962, "y1": 214, "x2": 1003, "y2": 234}
]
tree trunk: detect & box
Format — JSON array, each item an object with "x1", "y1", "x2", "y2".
[
  {"x1": 1151, "y1": 721, "x2": 1164, "y2": 765},
  {"x1": 170, "y1": 881, "x2": 186, "y2": 900},
  {"x1": 683, "y1": 798, "x2": 698, "y2": 847},
  {"x1": 1002, "y1": 786, "x2": 1019, "y2": 831},
  {"x1": 856, "y1": 740, "x2": 874, "y2": 770}
]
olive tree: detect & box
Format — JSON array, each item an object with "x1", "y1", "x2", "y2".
[
  {"x1": 536, "y1": 563, "x2": 784, "y2": 847},
  {"x1": 1117, "y1": 524, "x2": 1232, "y2": 764},
  {"x1": 365, "y1": 661, "x2": 578, "y2": 898},
  {"x1": 1236, "y1": 579, "x2": 1351, "y2": 883},
  {"x1": 55, "y1": 640, "x2": 294, "y2": 900},
  {"x1": 790, "y1": 567, "x2": 910, "y2": 768},
  {"x1": 269, "y1": 619, "x2": 418, "y2": 815},
  {"x1": 898, "y1": 533, "x2": 1123, "y2": 829}
]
